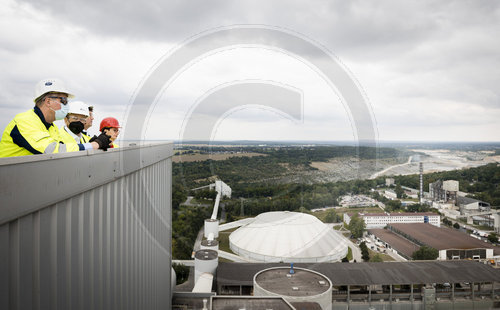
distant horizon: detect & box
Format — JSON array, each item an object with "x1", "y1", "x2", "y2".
[{"x1": 124, "y1": 139, "x2": 500, "y2": 145}]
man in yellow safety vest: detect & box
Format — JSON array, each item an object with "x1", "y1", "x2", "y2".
[
  {"x1": 0, "y1": 78, "x2": 111, "y2": 157},
  {"x1": 59, "y1": 101, "x2": 93, "y2": 144}
]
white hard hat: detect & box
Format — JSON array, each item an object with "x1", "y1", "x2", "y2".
[
  {"x1": 67, "y1": 101, "x2": 90, "y2": 117},
  {"x1": 34, "y1": 78, "x2": 75, "y2": 102}
]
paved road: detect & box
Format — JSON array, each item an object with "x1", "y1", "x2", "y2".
[
  {"x1": 181, "y1": 196, "x2": 200, "y2": 207},
  {"x1": 377, "y1": 201, "x2": 386, "y2": 211},
  {"x1": 370, "y1": 156, "x2": 413, "y2": 179},
  {"x1": 385, "y1": 249, "x2": 407, "y2": 262},
  {"x1": 181, "y1": 196, "x2": 213, "y2": 207},
  {"x1": 337, "y1": 231, "x2": 361, "y2": 262},
  {"x1": 219, "y1": 203, "x2": 226, "y2": 223},
  {"x1": 172, "y1": 259, "x2": 195, "y2": 266},
  {"x1": 323, "y1": 224, "x2": 363, "y2": 262}
]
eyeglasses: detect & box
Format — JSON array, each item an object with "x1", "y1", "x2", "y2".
[
  {"x1": 48, "y1": 96, "x2": 68, "y2": 105},
  {"x1": 67, "y1": 115, "x2": 88, "y2": 122}
]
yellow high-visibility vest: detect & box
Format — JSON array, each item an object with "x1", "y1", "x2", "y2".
[
  {"x1": 81, "y1": 132, "x2": 91, "y2": 143},
  {"x1": 59, "y1": 126, "x2": 90, "y2": 145},
  {"x1": 0, "y1": 108, "x2": 80, "y2": 157}
]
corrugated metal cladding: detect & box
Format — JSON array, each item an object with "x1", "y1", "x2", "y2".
[{"x1": 0, "y1": 143, "x2": 173, "y2": 310}]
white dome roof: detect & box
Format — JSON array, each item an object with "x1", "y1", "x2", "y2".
[{"x1": 229, "y1": 211, "x2": 348, "y2": 262}]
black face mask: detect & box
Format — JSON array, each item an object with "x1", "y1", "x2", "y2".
[{"x1": 68, "y1": 121, "x2": 84, "y2": 135}]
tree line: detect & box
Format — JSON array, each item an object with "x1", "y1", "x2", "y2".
[{"x1": 173, "y1": 145, "x2": 405, "y2": 189}]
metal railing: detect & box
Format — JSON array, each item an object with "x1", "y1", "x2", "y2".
[{"x1": 0, "y1": 143, "x2": 173, "y2": 310}]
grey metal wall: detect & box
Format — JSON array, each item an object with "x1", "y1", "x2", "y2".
[{"x1": 0, "y1": 143, "x2": 173, "y2": 310}]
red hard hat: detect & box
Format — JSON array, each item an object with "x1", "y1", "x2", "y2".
[{"x1": 100, "y1": 117, "x2": 121, "y2": 131}]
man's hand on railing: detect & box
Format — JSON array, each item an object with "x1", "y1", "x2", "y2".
[{"x1": 89, "y1": 133, "x2": 112, "y2": 151}]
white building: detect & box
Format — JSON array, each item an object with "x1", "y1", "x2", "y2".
[
  {"x1": 229, "y1": 211, "x2": 348, "y2": 262},
  {"x1": 383, "y1": 190, "x2": 397, "y2": 200},
  {"x1": 344, "y1": 212, "x2": 440, "y2": 229},
  {"x1": 494, "y1": 213, "x2": 500, "y2": 234}
]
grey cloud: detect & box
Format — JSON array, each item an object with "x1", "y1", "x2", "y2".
[
  {"x1": 16, "y1": 0, "x2": 500, "y2": 65},
  {"x1": 5, "y1": 0, "x2": 500, "y2": 141},
  {"x1": 19, "y1": 0, "x2": 238, "y2": 42}
]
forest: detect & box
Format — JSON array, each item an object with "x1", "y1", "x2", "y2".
[
  {"x1": 173, "y1": 145, "x2": 405, "y2": 189},
  {"x1": 171, "y1": 145, "x2": 500, "y2": 258}
]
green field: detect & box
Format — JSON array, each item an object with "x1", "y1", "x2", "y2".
[
  {"x1": 218, "y1": 231, "x2": 236, "y2": 254},
  {"x1": 346, "y1": 247, "x2": 353, "y2": 261},
  {"x1": 368, "y1": 249, "x2": 395, "y2": 262}
]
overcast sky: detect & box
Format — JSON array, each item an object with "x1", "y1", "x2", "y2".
[{"x1": 1, "y1": 0, "x2": 499, "y2": 143}]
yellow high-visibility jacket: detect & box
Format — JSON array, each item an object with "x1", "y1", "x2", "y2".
[
  {"x1": 0, "y1": 107, "x2": 82, "y2": 157},
  {"x1": 81, "y1": 132, "x2": 91, "y2": 143},
  {"x1": 59, "y1": 126, "x2": 91, "y2": 144}
]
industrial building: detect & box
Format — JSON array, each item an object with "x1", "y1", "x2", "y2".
[
  {"x1": 173, "y1": 261, "x2": 500, "y2": 309},
  {"x1": 429, "y1": 180, "x2": 459, "y2": 202},
  {"x1": 457, "y1": 196, "x2": 491, "y2": 214},
  {"x1": 369, "y1": 223, "x2": 499, "y2": 260},
  {"x1": 209, "y1": 261, "x2": 500, "y2": 310},
  {"x1": 495, "y1": 213, "x2": 500, "y2": 234},
  {"x1": 344, "y1": 212, "x2": 440, "y2": 229},
  {"x1": 229, "y1": 211, "x2": 348, "y2": 262},
  {"x1": 471, "y1": 214, "x2": 496, "y2": 227}
]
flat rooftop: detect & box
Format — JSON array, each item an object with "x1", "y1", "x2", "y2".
[
  {"x1": 211, "y1": 296, "x2": 294, "y2": 310},
  {"x1": 362, "y1": 212, "x2": 437, "y2": 217},
  {"x1": 195, "y1": 249, "x2": 218, "y2": 260},
  {"x1": 255, "y1": 268, "x2": 330, "y2": 296},
  {"x1": 290, "y1": 302, "x2": 322, "y2": 310},
  {"x1": 218, "y1": 261, "x2": 500, "y2": 286},
  {"x1": 368, "y1": 228, "x2": 420, "y2": 258},
  {"x1": 388, "y1": 223, "x2": 500, "y2": 255}
]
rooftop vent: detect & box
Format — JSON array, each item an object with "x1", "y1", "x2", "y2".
[
  {"x1": 292, "y1": 287, "x2": 299, "y2": 291},
  {"x1": 318, "y1": 280, "x2": 326, "y2": 285}
]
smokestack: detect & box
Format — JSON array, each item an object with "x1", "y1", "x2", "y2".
[{"x1": 419, "y1": 162, "x2": 423, "y2": 204}]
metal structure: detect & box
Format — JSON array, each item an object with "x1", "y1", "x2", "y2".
[
  {"x1": 419, "y1": 162, "x2": 423, "y2": 204},
  {"x1": 0, "y1": 143, "x2": 173, "y2": 310}
]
